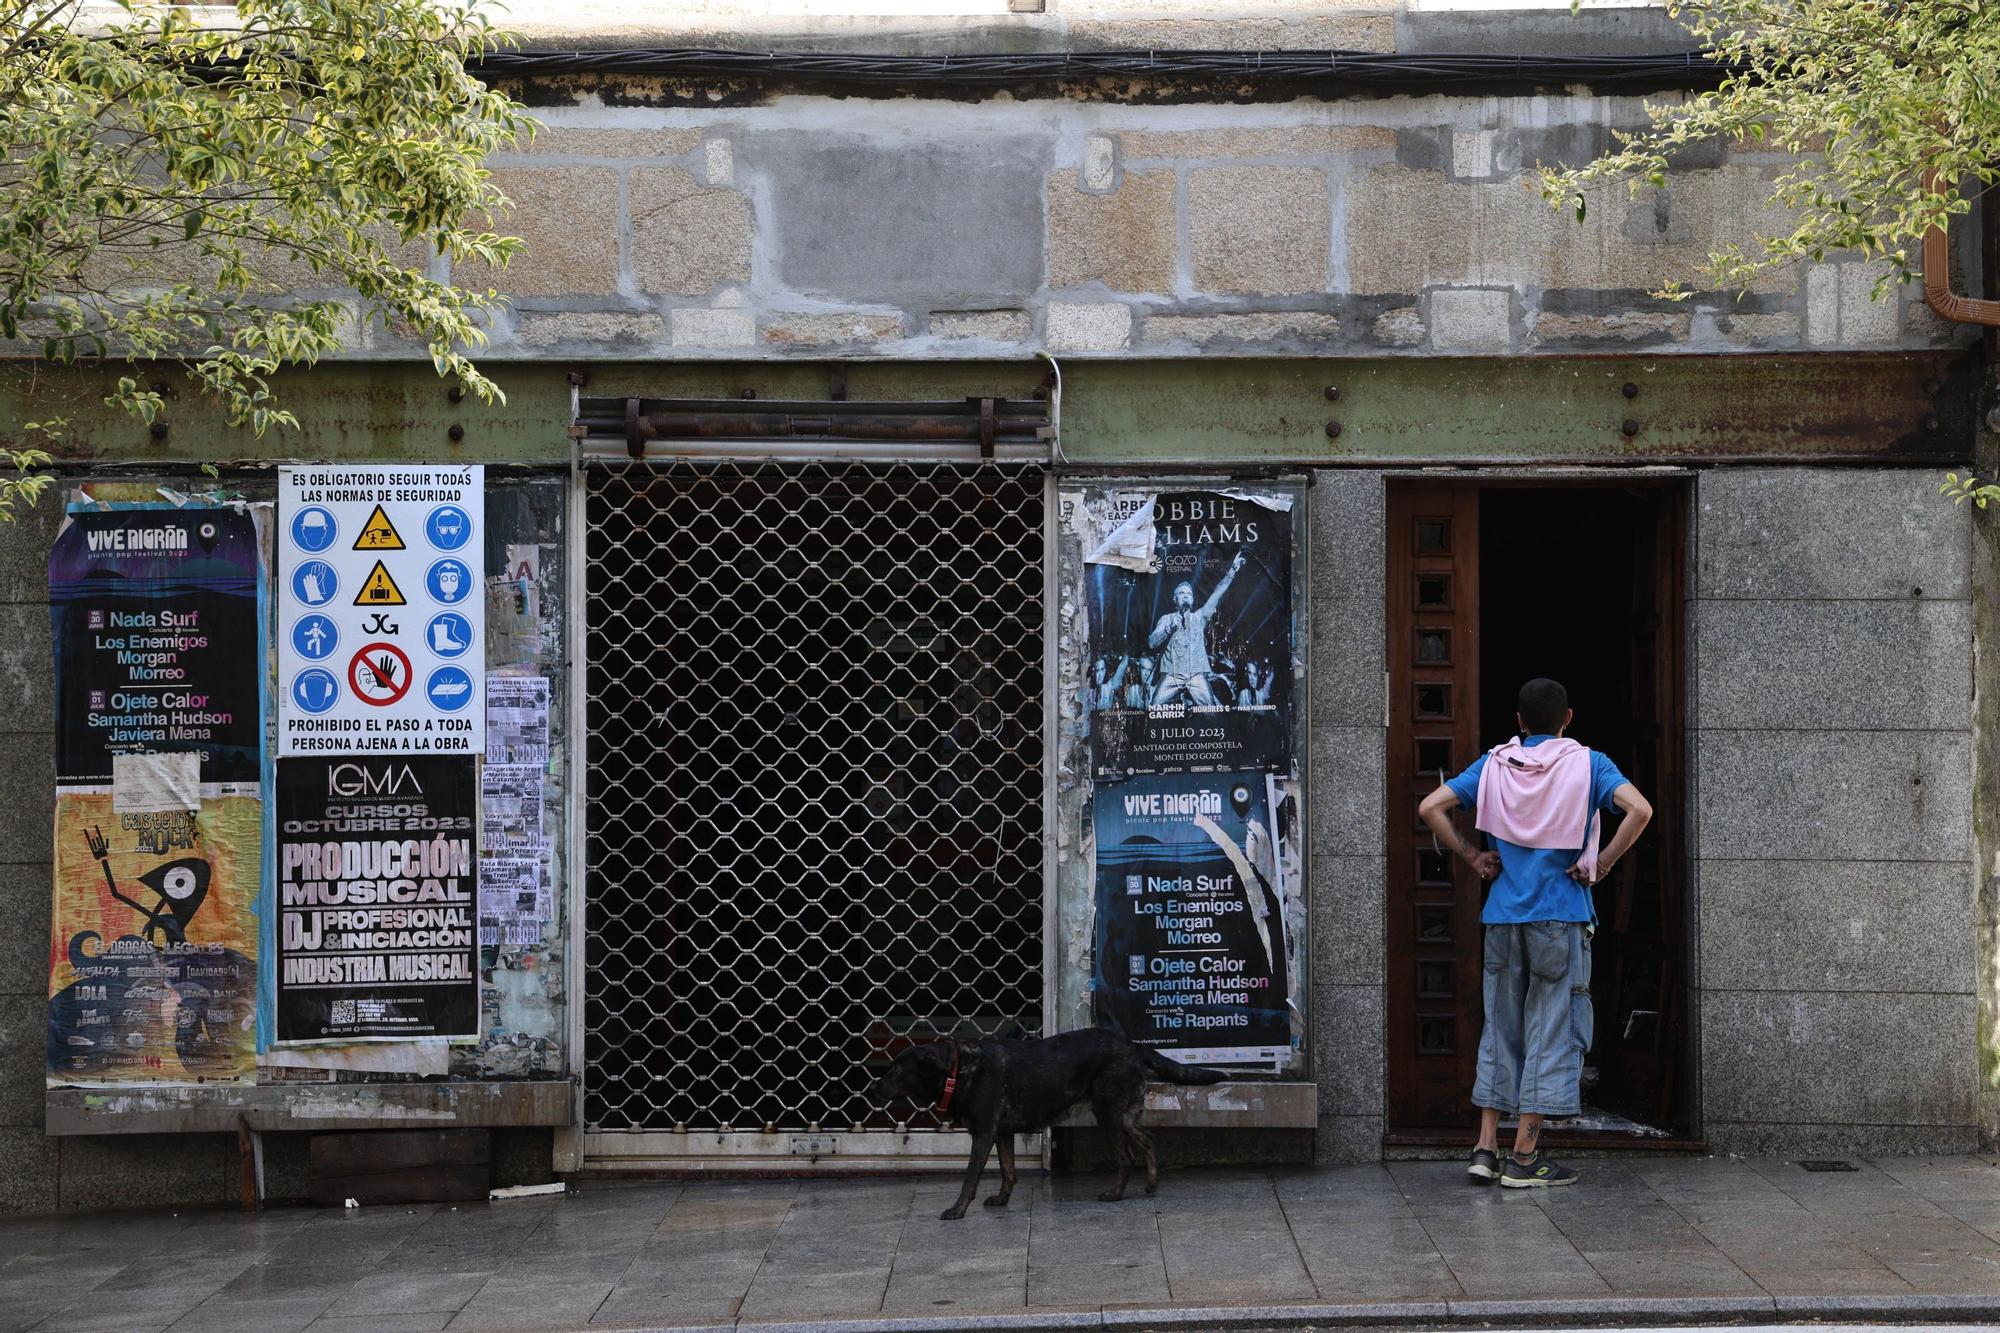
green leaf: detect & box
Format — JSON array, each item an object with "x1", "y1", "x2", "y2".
[{"x1": 0, "y1": 0, "x2": 537, "y2": 433}]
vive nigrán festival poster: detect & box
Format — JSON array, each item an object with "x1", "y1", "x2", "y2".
[
  {"x1": 1091, "y1": 771, "x2": 1292, "y2": 1066},
  {"x1": 49, "y1": 505, "x2": 264, "y2": 786}
]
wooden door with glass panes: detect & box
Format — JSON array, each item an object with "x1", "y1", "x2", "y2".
[{"x1": 1385, "y1": 485, "x2": 1482, "y2": 1131}]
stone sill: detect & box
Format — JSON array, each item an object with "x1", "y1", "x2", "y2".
[
  {"x1": 1054, "y1": 1079, "x2": 1317, "y2": 1129},
  {"x1": 45, "y1": 1080, "x2": 574, "y2": 1136}
]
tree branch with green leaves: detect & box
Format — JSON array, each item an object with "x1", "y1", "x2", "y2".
[
  {"x1": 1, "y1": 0, "x2": 534, "y2": 449},
  {"x1": 1541, "y1": 0, "x2": 2000, "y2": 300}
]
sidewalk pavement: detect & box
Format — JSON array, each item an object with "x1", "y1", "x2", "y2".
[{"x1": 6, "y1": 1155, "x2": 2000, "y2": 1333}]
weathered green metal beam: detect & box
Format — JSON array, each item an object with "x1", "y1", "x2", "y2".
[
  {"x1": 0, "y1": 361, "x2": 575, "y2": 465},
  {"x1": 1057, "y1": 351, "x2": 1980, "y2": 466},
  {"x1": 2, "y1": 351, "x2": 1978, "y2": 467}
]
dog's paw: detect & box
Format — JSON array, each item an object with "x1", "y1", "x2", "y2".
[
  {"x1": 939, "y1": 1206, "x2": 967, "y2": 1221},
  {"x1": 983, "y1": 1194, "x2": 1010, "y2": 1209},
  {"x1": 1097, "y1": 1190, "x2": 1125, "y2": 1202},
  {"x1": 1144, "y1": 1183, "x2": 1158, "y2": 1196}
]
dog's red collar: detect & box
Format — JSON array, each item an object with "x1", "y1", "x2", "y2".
[{"x1": 936, "y1": 1047, "x2": 960, "y2": 1114}]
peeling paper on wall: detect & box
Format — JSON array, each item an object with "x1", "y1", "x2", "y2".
[
  {"x1": 1216, "y1": 487, "x2": 1294, "y2": 513},
  {"x1": 110, "y1": 752, "x2": 201, "y2": 814},
  {"x1": 1075, "y1": 491, "x2": 1157, "y2": 572},
  {"x1": 260, "y1": 1041, "x2": 452, "y2": 1077}
]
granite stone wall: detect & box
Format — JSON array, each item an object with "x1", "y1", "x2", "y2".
[
  {"x1": 1691, "y1": 469, "x2": 1979, "y2": 1154},
  {"x1": 253, "y1": 95, "x2": 1979, "y2": 367},
  {"x1": 1307, "y1": 471, "x2": 1388, "y2": 1163}
]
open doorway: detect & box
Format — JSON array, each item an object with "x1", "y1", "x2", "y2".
[{"x1": 1386, "y1": 480, "x2": 1689, "y2": 1146}]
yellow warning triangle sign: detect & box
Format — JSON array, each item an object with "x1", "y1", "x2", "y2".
[
  {"x1": 353, "y1": 560, "x2": 408, "y2": 606},
  {"x1": 353, "y1": 504, "x2": 406, "y2": 551}
]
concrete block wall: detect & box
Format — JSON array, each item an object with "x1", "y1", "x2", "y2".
[
  {"x1": 1307, "y1": 471, "x2": 1388, "y2": 1163},
  {"x1": 307, "y1": 94, "x2": 1974, "y2": 365},
  {"x1": 1692, "y1": 469, "x2": 1979, "y2": 1154},
  {"x1": 0, "y1": 499, "x2": 58, "y2": 1210},
  {"x1": 0, "y1": 498, "x2": 285, "y2": 1213}
]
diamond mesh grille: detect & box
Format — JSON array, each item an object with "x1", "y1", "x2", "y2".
[{"x1": 583, "y1": 458, "x2": 1046, "y2": 1135}]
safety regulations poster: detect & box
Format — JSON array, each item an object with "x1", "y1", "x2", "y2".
[{"x1": 278, "y1": 466, "x2": 484, "y2": 756}]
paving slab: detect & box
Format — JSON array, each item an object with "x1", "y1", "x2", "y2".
[
  {"x1": 879, "y1": 1266, "x2": 1029, "y2": 1316},
  {"x1": 588, "y1": 1289, "x2": 746, "y2": 1327},
  {"x1": 316, "y1": 1270, "x2": 491, "y2": 1318},
  {"x1": 1539, "y1": 1200, "x2": 1715, "y2": 1253},
  {"x1": 738, "y1": 1272, "x2": 892, "y2": 1321},
  {"x1": 167, "y1": 1296, "x2": 339, "y2": 1333},
  {"x1": 1026, "y1": 1260, "x2": 1170, "y2": 1309},
  {"x1": 446, "y1": 1275, "x2": 616, "y2": 1331},
  {"x1": 307, "y1": 1316, "x2": 453, "y2": 1333},
  {"x1": 1576, "y1": 1246, "x2": 1763, "y2": 1296}
]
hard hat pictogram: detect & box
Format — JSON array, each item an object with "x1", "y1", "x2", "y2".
[
  {"x1": 353, "y1": 504, "x2": 406, "y2": 550},
  {"x1": 354, "y1": 560, "x2": 408, "y2": 606}
]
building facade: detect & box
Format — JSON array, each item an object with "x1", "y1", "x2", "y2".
[{"x1": 1, "y1": 0, "x2": 1995, "y2": 1211}]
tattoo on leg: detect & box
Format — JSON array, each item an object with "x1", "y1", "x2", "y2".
[{"x1": 1517, "y1": 1122, "x2": 1540, "y2": 1157}]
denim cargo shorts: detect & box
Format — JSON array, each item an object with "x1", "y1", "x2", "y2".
[{"x1": 1473, "y1": 921, "x2": 1592, "y2": 1118}]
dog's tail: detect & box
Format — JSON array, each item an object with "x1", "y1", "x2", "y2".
[{"x1": 1139, "y1": 1047, "x2": 1231, "y2": 1085}]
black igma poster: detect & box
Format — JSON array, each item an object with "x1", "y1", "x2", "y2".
[
  {"x1": 275, "y1": 756, "x2": 478, "y2": 1041},
  {"x1": 1075, "y1": 490, "x2": 1294, "y2": 777}
]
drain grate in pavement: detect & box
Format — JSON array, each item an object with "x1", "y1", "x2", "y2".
[{"x1": 1798, "y1": 1159, "x2": 1859, "y2": 1172}]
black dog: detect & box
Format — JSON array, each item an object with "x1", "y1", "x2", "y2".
[{"x1": 867, "y1": 1029, "x2": 1227, "y2": 1220}]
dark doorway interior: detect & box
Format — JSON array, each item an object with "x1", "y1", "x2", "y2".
[{"x1": 1477, "y1": 486, "x2": 1683, "y2": 1137}]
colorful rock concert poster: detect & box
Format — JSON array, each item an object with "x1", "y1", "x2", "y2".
[{"x1": 46, "y1": 791, "x2": 261, "y2": 1086}]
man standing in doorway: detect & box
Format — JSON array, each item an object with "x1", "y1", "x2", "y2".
[
  {"x1": 1148, "y1": 550, "x2": 1246, "y2": 707},
  {"x1": 1417, "y1": 678, "x2": 1653, "y2": 1188}
]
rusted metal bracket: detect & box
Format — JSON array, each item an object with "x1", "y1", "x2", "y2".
[
  {"x1": 976, "y1": 397, "x2": 997, "y2": 458},
  {"x1": 625, "y1": 396, "x2": 645, "y2": 459}
]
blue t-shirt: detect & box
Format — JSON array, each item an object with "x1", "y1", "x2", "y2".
[{"x1": 1444, "y1": 735, "x2": 1631, "y2": 925}]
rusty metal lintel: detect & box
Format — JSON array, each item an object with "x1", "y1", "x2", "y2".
[{"x1": 1055, "y1": 351, "x2": 1982, "y2": 466}]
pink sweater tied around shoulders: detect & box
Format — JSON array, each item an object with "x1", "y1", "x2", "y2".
[{"x1": 1473, "y1": 736, "x2": 1600, "y2": 881}]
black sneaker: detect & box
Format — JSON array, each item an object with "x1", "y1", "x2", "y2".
[
  {"x1": 1500, "y1": 1153, "x2": 1579, "y2": 1188},
  {"x1": 1467, "y1": 1148, "x2": 1499, "y2": 1183}
]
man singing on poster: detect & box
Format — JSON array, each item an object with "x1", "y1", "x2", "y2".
[{"x1": 1148, "y1": 551, "x2": 1245, "y2": 707}]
